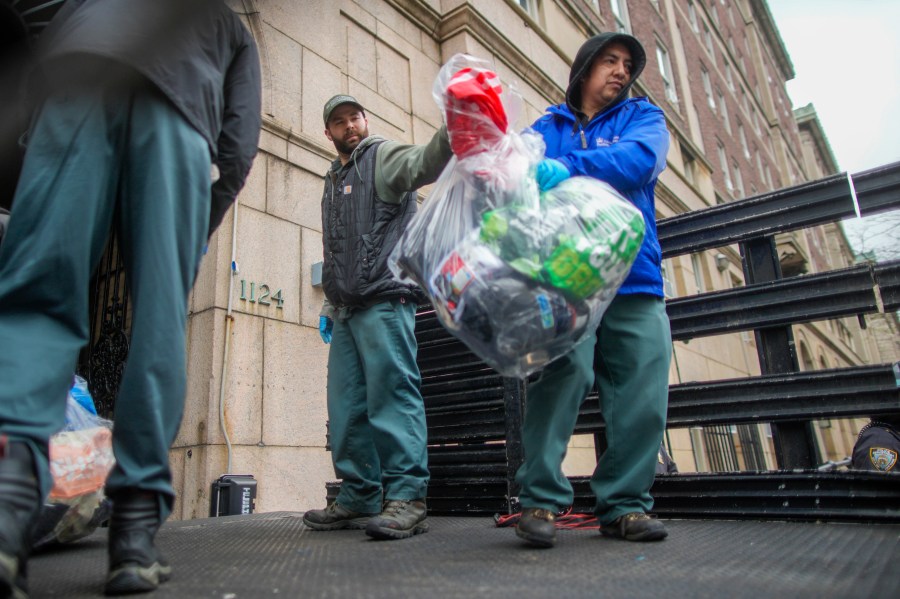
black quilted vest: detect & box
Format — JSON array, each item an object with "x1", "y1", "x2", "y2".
[{"x1": 321, "y1": 139, "x2": 422, "y2": 309}]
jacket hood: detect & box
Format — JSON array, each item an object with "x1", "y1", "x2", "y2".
[{"x1": 566, "y1": 32, "x2": 646, "y2": 120}]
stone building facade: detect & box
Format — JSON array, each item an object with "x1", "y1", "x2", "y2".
[{"x1": 168, "y1": 0, "x2": 887, "y2": 519}]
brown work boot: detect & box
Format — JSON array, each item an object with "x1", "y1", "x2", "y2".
[
  {"x1": 365, "y1": 499, "x2": 428, "y2": 540},
  {"x1": 0, "y1": 436, "x2": 41, "y2": 599},
  {"x1": 302, "y1": 502, "x2": 377, "y2": 531},
  {"x1": 515, "y1": 508, "x2": 557, "y2": 548},
  {"x1": 601, "y1": 512, "x2": 668, "y2": 542}
]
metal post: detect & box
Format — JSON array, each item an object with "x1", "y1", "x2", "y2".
[{"x1": 741, "y1": 237, "x2": 818, "y2": 468}]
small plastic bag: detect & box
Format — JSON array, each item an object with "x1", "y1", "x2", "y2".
[
  {"x1": 33, "y1": 377, "x2": 115, "y2": 549},
  {"x1": 389, "y1": 54, "x2": 645, "y2": 378}
]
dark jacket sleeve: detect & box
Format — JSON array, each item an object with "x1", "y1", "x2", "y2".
[{"x1": 207, "y1": 29, "x2": 262, "y2": 238}]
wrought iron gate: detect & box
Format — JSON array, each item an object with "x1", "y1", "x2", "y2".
[{"x1": 76, "y1": 231, "x2": 131, "y2": 419}]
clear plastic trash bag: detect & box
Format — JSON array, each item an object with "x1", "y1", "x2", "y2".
[
  {"x1": 389, "y1": 54, "x2": 645, "y2": 378},
  {"x1": 32, "y1": 377, "x2": 114, "y2": 549}
]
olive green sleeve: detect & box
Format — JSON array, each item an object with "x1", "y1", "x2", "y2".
[{"x1": 374, "y1": 125, "x2": 452, "y2": 204}]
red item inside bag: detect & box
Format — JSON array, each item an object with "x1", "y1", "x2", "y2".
[{"x1": 445, "y1": 67, "x2": 508, "y2": 158}]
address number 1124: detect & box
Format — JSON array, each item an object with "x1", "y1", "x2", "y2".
[{"x1": 239, "y1": 280, "x2": 284, "y2": 308}]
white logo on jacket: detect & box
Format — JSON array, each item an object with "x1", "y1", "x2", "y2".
[{"x1": 595, "y1": 135, "x2": 620, "y2": 147}]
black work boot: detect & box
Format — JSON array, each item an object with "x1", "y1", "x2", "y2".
[
  {"x1": 104, "y1": 490, "x2": 170, "y2": 596},
  {"x1": 515, "y1": 508, "x2": 557, "y2": 548},
  {"x1": 302, "y1": 502, "x2": 377, "y2": 531},
  {"x1": 365, "y1": 499, "x2": 428, "y2": 540},
  {"x1": 0, "y1": 436, "x2": 41, "y2": 599},
  {"x1": 601, "y1": 512, "x2": 668, "y2": 542}
]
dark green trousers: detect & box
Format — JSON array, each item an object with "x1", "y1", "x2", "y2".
[
  {"x1": 327, "y1": 298, "x2": 429, "y2": 513},
  {"x1": 0, "y1": 74, "x2": 210, "y2": 518},
  {"x1": 515, "y1": 294, "x2": 671, "y2": 525}
]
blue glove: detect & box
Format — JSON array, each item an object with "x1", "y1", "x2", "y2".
[
  {"x1": 536, "y1": 158, "x2": 571, "y2": 191},
  {"x1": 319, "y1": 315, "x2": 333, "y2": 344}
]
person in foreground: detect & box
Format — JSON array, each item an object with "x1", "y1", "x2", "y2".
[
  {"x1": 302, "y1": 95, "x2": 452, "y2": 540},
  {"x1": 0, "y1": 1, "x2": 261, "y2": 595},
  {"x1": 514, "y1": 31, "x2": 671, "y2": 548}
]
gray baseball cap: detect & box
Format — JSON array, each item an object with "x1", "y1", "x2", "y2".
[{"x1": 323, "y1": 94, "x2": 365, "y2": 124}]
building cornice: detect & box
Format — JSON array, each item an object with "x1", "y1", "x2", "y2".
[
  {"x1": 794, "y1": 103, "x2": 840, "y2": 175},
  {"x1": 382, "y1": 0, "x2": 442, "y2": 34},
  {"x1": 749, "y1": 0, "x2": 795, "y2": 80},
  {"x1": 386, "y1": 0, "x2": 566, "y2": 104}
]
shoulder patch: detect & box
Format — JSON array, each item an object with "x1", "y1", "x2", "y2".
[{"x1": 869, "y1": 447, "x2": 898, "y2": 472}]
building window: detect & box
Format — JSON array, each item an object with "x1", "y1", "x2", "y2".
[
  {"x1": 738, "y1": 122, "x2": 750, "y2": 159},
  {"x1": 727, "y1": 2, "x2": 736, "y2": 27},
  {"x1": 610, "y1": 0, "x2": 630, "y2": 33},
  {"x1": 732, "y1": 161, "x2": 744, "y2": 198},
  {"x1": 683, "y1": 150, "x2": 697, "y2": 186},
  {"x1": 740, "y1": 86, "x2": 749, "y2": 114},
  {"x1": 691, "y1": 253, "x2": 706, "y2": 293},
  {"x1": 724, "y1": 61, "x2": 734, "y2": 91},
  {"x1": 517, "y1": 0, "x2": 538, "y2": 18},
  {"x1": 688, "y1": 0, "x2": 699, "y2": 32},
  {"x1": 718, "y1": 142, "x2": 733, "y2": 193},
  {"x1": 710, "y1": 3, "x2": 719, "y2": 27},
  {"x1": 764, "y1": 163, "x2": 774, "y2": 189},
  {"x1": 701, "y1": 67, "x2": 716, "y2": 111},
  {"x1": 750, "y1": 104, "x2": 761, "y2": 135},
  {"x1": 717, "y1": 88, "x2": 731, "y2": 133},
  {"x1": 656, "y1": 43, "x2": 678, "y2": 103},
  {"x1": 703, "y1": 23, "x2": 714, "y2": 60},
  {"x1": 661, "y1": 259, "x2": 676, "y2": 298},
  {"x1": 755, "y1": 146, "x2": 765, "y2": 180}
]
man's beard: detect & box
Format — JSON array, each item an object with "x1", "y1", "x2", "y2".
[{"x1": 333, "y1": 129, "x2": 369, "y2": 156}]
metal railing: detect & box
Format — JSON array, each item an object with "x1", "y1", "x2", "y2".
[{"x1": 413, "y1": 161, "x2": 900, "y2": 522}]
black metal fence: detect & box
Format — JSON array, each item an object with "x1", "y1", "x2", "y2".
[
  {"x1": 412, "y1": 160, "x2": 900, "y2": 522},
  {"x1": 76, "y1": 231, "x2": 131, "y2": 419}
]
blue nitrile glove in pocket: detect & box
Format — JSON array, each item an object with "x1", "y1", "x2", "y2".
[
  {"x1": 536, "y1": 158, "x2": 571, "y2": 191},
  {"x1": 319, "y1": 315, "x2": 333, "y2": 344}
]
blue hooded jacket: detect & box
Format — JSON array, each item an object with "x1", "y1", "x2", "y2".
[{"x1": 530, "y1": 33, "x2": 669, "y2": 297}]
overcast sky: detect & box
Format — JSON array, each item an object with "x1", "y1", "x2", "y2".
[{"x1": 767, "y1": 0, "x2": 900, "y2": 258}]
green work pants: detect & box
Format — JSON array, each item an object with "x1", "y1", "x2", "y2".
[
  {"x1": 0, "y1": 72, "x2": 211, "y2": 518},
  {"x1": 515, "y1": 294, "x2": 671, "y2": 525},
  {"x1": 327, "y1": 298, "x2": 429, "y2": 513}
]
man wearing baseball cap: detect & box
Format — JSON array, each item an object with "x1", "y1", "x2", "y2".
[
  {"x1": 303, "y1": 95, "x2": 451, "y2": 540},
  {"x1": 513, "y1": 31, "x2": 672, "y2": 548}
]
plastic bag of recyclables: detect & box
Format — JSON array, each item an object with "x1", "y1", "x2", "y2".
[
  {"x1": 31, "y1": 376, "x2": 114, "y2": 549},
  {"x1": 389, "y1": 54, "x2": 646, "y2": 378}
]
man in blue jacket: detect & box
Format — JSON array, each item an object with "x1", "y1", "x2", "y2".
[
  {"x1": 0, "y1": 1, "x2": 261, "y2": 595},
  {"x1": 513, "y1": 32, "x2": 671, "y2": 548}
]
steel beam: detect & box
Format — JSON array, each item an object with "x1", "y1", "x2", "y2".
[
  {"x1": 874, "y1": 260, "x2": 900, "y2": 311},
  {"x1": 573, "y1": 473, "x2": 900, "y2": 523},
  {"x1": 658, "y1": 161, "x2": 900, "y2": 258},
  {"x1": 666, "y1": 264, "x2": 878, "y2": 340}
]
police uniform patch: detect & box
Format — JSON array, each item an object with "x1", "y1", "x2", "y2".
[
  {"x1": 869, "y1": 447, "x2": 898, "y2": 472},
  {"x1": 343, "y1": 185, "x2": 352, "y2": 195}
]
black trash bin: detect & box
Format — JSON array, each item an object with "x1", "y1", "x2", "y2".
[{"x1": 210, "y1": 474, "x2": 257, "y2": 517}]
